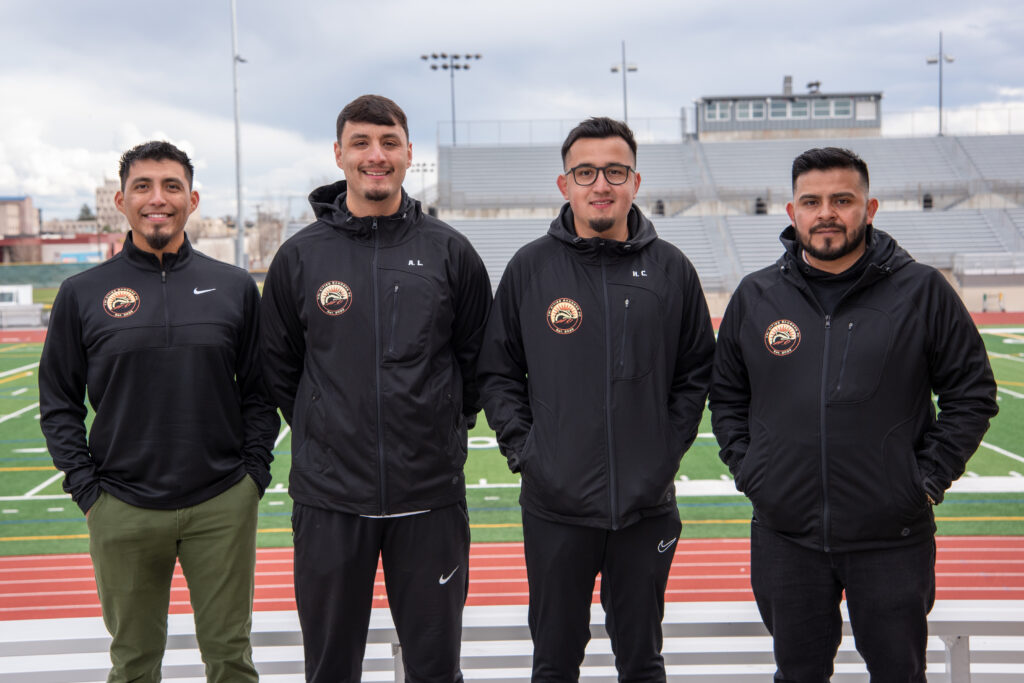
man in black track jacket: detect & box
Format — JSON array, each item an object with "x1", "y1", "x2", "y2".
[
  {"x1": 710, "y1": 147, "x2": 998, "y2": 682},
  {"x1": 39, "y1": 141, "x2": 279, "y2": 683},
  {"x1": 260, "y1": 95, "x2": 491, "y2": 683},
  {"x1": 478, "y1": 117, "x2": 715, "y2": 681}
]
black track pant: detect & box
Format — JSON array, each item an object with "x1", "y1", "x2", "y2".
[
  {"x1": 751, "y1": 522, "x2": 936, "y2": 683},
  {"x1": 522, "y1": 508, "x2": 681, "y2": 682},
  {"x1": 293, "y1": 502, "x2": 470, "y2": 683}
]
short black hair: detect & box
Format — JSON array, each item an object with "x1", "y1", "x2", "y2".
[
  {"x1": 119, "y1": 141, "x2": 194, "y2": 191},
  {"x1": 792, "y1": 147, "x2": 869, "y2": 191},
  {"x1": 560, "y1": 117, "x2": 637, "y2": 167},
  {"x1": 336, "y1": 94, "x2": 409, "y2": 141}
]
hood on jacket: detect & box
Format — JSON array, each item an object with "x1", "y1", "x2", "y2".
[
  {"x1": 308, "y1": 180, "x2": 423, "y2": 242},
  {"x1": 548, "y1": 202, "x2": 658, "y2": 256},
  {"x1": 776, "y1": 223, "x2": 914, "y2": 281}
]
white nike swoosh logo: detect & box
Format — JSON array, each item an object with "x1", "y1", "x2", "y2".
[
  {"x1": 439, "y1": 566, "x2": 459, "y2": 584},
  {"x1": 193, "y1": 288, "x2": 216, "y2": 295},
  {"x1": 657, "y1": 539, "x2": 677, "y2": 554}
]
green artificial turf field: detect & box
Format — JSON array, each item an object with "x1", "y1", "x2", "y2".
[{"x1": 2, "y1": 327, "x2": 1023, "y2": 555}]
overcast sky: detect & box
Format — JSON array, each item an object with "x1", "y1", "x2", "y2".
[{"x1": 2, "y1": 0, "x2": 1023, "y2": 221}]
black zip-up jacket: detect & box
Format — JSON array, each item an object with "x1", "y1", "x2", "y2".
[
  {"x1": 710, "y1": 226, "x2": 998, "y2": 552},
  {"x1": 260, "y1": 181, "x2": 492, "y2": 515},
  {"x1": 39, "y1": 234, "x2": 279, "y2": 514},
  {"x1": 478, "y1": 204, "x2": 715, "y2": 530}
]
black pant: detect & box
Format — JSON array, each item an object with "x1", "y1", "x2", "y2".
[
  {"x1": 522, "y1": 508, "x2": 682, "y2": 682},
  {"x1": 750, "y1": 522, "x2": 936, "y2": 683},
  {"x1": 292, "y1": 502, "x2": 470, "y2": 683}
]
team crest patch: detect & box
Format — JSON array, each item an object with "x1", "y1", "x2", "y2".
[
  {"x1": 547, "y1": 298, "x2": 583, "y2": 335},
  {"x1": 316, "y1": 281, "x2": 353, "y2": 316},
  {"x1": 102, "y1": 288, "x2": 141, "y2": 318},
  {"x1": 765, "y1": 319, "x2": 801, "y2": 356}
]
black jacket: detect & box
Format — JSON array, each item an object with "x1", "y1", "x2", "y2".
[
  {"x1": 39, "y1": 234, "x2": 279, "y2": 514},
  {"x1": 478, "y1": 205, "x2": 715, "y2": 530},
  {"x1": 260, "y1": 181, "x2": 492, "y2": 515},
  {"x1": 710, "y1": 226, "x2": 998, "y2": 552}
]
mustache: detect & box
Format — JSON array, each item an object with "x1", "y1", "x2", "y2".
[{"x1": 811, "y1": 221, "x2": 844, "y2": 232}]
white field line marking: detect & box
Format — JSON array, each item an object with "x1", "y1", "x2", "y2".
[
  {"x1": 990, "y1": 352, "x2": 1024, "y2": 363},
  {"x1": 11, "y1": 388, "x2": 27, "y2": 396},
  {"x1": 24, "y1": 471, "x2": 64, "y2": 497},
  {"x1": 13, "y1": 447, "x2": 48, "y2": 453},
  {"x1": 0, "y1": 362, "x2": 38, "y2": 379},
  {"x1": 274, "y1": 424, "x2": 290, "y2": 448},
  {"x1": 980, "y1": 441, "x2": 1024, "y2": 465},
  {"x1": 0, "y1": 402, "x2": 39, "y2": 424},
  {"x1": 997, "y1": 386, "x2": 1024, "y2": 399}
]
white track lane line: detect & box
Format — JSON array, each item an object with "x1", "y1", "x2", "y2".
[
  {"x1": 980, "y1": 440, "x2": 1024, "y2": 464},
  {"x1": 0, "y1": 402, "x2": 39, "y2": 424}
]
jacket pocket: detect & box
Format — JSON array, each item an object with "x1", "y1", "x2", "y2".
[
  {"x1": 609, "y1": 285, "x2": 661, "y2": 380},
  {"x1": 380, "y1": 269, "x2": 437, "y2": 365},
  {"x1": 883, "y1": 418, "x2": 929, "y2": 522},
  {"x1": 828, "y1": 311, "x2": 892, "y2": 403},
  {"x1": 291, "y1": 380, "x2": 327, "y2": 472}
]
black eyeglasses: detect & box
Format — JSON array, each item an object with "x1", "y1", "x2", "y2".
[{"x1": 565, "y1": 163, "x2": 634, "y2": 186}]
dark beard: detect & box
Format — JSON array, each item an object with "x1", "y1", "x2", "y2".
[
  {"x1": 364, "y1": 189, "x2": 393, "y2": 203},
  {"x1": 141, "y1": 229, "x2": 175, "y2": 251},
  {"x1": 588, "y1": 217, "x2": 616, "y2": 234},
  {"x1": 801, "y1": 220, "x2": 866, "y2": 262}
]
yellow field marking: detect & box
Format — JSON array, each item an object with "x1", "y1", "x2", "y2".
[
  {"x1": 988, "y1": 331, "x2": 1024, "y2": 342},
  {"x1": 258, "y1": 528, "x2": 292, "y2": 534},
  {"x1": 0, "y1": 371, "x2": 32, "y2": 385},
  {"x1": 0, "y1": 343, "x2": 31, "y2": 353},
  {"x1": 0, "y1": 534, "x2": 89, "y2": 542},
  {"x1": 0, "y1": 466, "x2": 55, "y2": 472},
  {"x1": 997, "y1": 380, "x2": 1024, "y2": 387},
  {"x1": 469, "y1": 523, "x2": 522, "y2": 529},
  {"x1": 685, "y1": 519, "x2": 752, "y2": 524}
]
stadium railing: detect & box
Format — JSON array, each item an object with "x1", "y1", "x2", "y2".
[{"x1": 2, "y1": 602, "x2": 1022, "y2": 681}]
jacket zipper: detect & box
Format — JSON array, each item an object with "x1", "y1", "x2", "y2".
[
  {"x1": 160, "y1": 268, "x2": 170, "y2": 346},
  {"x1": 820, "y1": 314, "x2": 833, "y2": 552},
  {"x1": 372, "y1": 218, "x2": 388, "y2": 514},
  {"x1": 601, "y1": 255, "x2": 620, "y2": 528},
  {"x1": 618, "y1": 298, "x2": 630, "y2": 371},
  {"x1": 388, "y1": 282, "x2": 400, "y2": 355},
  {"x1": 834, "y1": 321, "x2": 855, "y2": 394}
]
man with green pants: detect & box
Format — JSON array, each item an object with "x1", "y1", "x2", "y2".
[{"x1": 39, "y1": 141, "x2": 280, "y2": 682}]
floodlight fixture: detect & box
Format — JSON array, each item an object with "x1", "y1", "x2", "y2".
[
  {"x1": 409, "y1": 161, "x2": 437, "y2": 197},
  {"x1": 422, "y1": 52, "x2": 482, "y2": 146}
]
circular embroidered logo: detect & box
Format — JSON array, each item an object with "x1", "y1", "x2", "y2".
[
  {"x1": 102, "y1": 288, "x2": 141, "y2": 318},
  {"x1": 765, "y1": 319, "x2": 801, "y2": 356},
  {"x1": 547, "y1": 298, "x2": 583, "y2": 335},
  {"x1": 316, "y1": 281, "x2": 353, "y2": 316}
]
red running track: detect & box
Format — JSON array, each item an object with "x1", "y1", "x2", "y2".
[{"x1": 1, "y1": 537, "x2": 1022, "y2": 622}]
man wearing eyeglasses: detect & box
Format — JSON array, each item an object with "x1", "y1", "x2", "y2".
[{"x1": 478, "y1": 117, "x2": 715, "y2": 681}]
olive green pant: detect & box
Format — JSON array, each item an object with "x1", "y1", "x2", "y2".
[{"x1": 87, "y1": 476, "x2": 260, "y2": 683}]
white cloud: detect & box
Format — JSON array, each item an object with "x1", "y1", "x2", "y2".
[{"x1": 0, "y1": 70, "x2": 335, "y2": 220}]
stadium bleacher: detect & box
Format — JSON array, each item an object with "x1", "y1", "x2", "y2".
[{"x1": 431, "y1": 134, "x2": 1024, "y2": 302}]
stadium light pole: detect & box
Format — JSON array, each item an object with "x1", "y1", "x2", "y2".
[
  {"x1": 610, "y1": 41, "x2": 638, "y2": 124},
  {"x1": 421, "y1": 53, "x2": 482, "y2": 146},
  {"x1": 230, "y1": 0, "x2": 247, "y2": 268},
  {"x1": 926, "y1": 31, "x2": 955, "y2": 137},
  {"x1": 409, "y1": 162, "x2": 436, "y2": 199}
]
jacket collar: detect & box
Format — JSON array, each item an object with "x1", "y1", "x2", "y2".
[
  {"x1": 121, "y1": 232, "x2": 194, "y2": 271},
  {"x1": 547, "y1": 203, "x2": 658, "y2": 257},
  {"x1": 308, "y1": 180, "x2": 421, "y2": 244}
]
